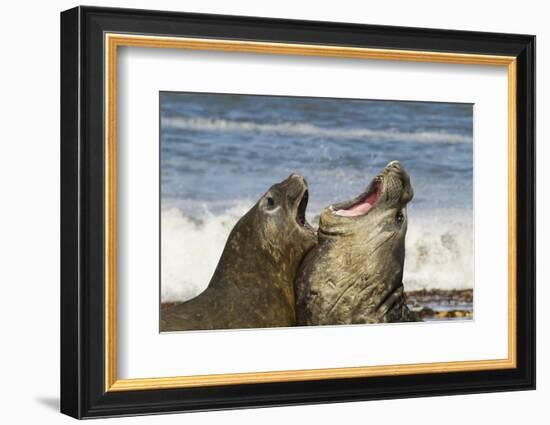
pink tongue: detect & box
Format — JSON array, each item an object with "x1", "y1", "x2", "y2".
[{"x1": 335, "y1": 191, "x2": 378, "y2": 217}]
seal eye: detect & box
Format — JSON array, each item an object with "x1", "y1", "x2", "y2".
[
  {"x1": 395, "y1": 211, "x2": 404, "y2": 225},
  {"x1": 266, "y1": 196, "x2": 275, "y2": 207}
]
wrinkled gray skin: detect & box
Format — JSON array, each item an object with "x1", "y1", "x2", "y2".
[
  {"x1": 295, "y1": 161, "x2": 417, "y2": 326},
  {"x1": 161, "y1": 174, "x2": 316, "y2": 332}
]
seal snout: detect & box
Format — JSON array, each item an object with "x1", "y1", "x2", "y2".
[
  {"x1": 284, "y1": 173, "x2": 308, "y2": 201},
  {"x1": 282, "y1": 173, "x2": 311, "y2": 229},
  {"x1": 384, "y1": 160, "x2": 413, "y2": 204},
  {"x1": 384, "y1": 160, "x2": 406, "y2": 177},
  {"x1": 287, "y1": 173, "x2": 307, "y2": 191},
  {"x1": 289, "y1": 172, "x2": 305, "y2": 181}
]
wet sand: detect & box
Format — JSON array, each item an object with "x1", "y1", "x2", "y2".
[
  {"x1": 406, "y1": 289, "x2": 473, "y2": 320},
  {"x1": 162, "y1": 288, "x2": 473, "y2": 326}
]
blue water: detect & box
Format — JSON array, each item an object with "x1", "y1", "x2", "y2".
[
  {"x1": 159, "y1": 92, "x2": 474, "y2": 300},
  {"x1": 160, "y1": 92, "x2": 472, "y2": 215}
]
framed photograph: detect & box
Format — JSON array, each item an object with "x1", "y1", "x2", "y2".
[{"x1": 60, "y1": 6, "x2": 535, "y2": 419}]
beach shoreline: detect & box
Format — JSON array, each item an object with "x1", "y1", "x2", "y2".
[
  {"x1": 406, "y1": 288, "x2": 473, "y2": 320},
  {"x1": 160, "y1": 288, "x2": 474, "y2": 325}
]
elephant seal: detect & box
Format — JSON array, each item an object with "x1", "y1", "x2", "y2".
[
  {"x1": 295, "y1": 161, "x2": 416, "y2": 326},
  {"x1": 161, "y1": 174, "x2": 316, "y2": 332}
]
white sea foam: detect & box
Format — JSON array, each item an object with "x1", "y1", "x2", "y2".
[
  {"x1": 161, "y1": 203, "x2": 473, "y2": 303},
  {"x1": 404, "y1": 212, "x2": 473, "y2": 291},
  {"x1": 161, "y1": 203, "x2": 251, "y2": 303},
  {"x1": 162, "y1": 117, "x2": 472, "y2": 144}
]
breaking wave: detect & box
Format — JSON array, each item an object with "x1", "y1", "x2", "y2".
[
  {"x1": 404, "y1": 212, "x2": 473, "y2": 292},
  {"x1": 162, "y1": 117, "x2": 472, "y2": 144},
  {"x1": 161, "y1": 203, "x2": 473, "y2": 303}
]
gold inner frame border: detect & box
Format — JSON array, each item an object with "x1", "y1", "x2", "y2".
[{"x1": 104, "y1": 33, "x2": 517, "y2": 392}]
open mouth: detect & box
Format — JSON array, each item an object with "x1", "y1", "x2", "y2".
[
  {"x1": 296, "y1": 189, "x2": 309, "y2": 227},
  {"x1": 333, "y1": 177, "x2": 383, "y2": 217}
]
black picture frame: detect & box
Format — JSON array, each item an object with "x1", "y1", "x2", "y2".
[{"x1": 60, "y1": 5, "x2": 535, "y2": 419}]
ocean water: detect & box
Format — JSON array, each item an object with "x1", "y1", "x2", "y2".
[{"x1": 160, "y1": 92, "x2": 474, "y2": 302}]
